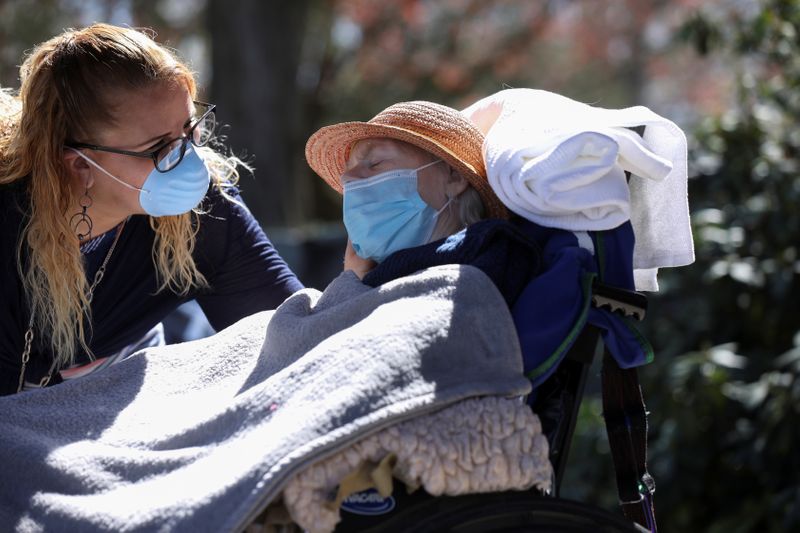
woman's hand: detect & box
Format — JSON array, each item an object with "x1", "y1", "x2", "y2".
[{"x1": 344, "y1": 239, "x2": 376, "y2": 279}]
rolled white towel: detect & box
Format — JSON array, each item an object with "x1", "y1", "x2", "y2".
[
  {"x1": 487, "y1": 129, "x2": 631, "y2": 230},
  {"x1": 463, "y1": 88, "x2": 694, "y2": 291}
]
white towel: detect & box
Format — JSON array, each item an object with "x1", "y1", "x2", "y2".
[{"x1": 462, "y1": 88, "x2": 695, "y2": 291}]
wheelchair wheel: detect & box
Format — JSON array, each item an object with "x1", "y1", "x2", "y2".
[{"x1": 340, "y1": 491, "x2": 644, "y2": 533}]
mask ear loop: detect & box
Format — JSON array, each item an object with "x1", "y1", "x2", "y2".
[
  {"x1": 67, "y1": 148, "x2": 151, "y2": 195},
  {"x1": 415, "y1": 158, "x2": 452, "y2": 218},
  {"x1": 435, "y1": 194, "x2": 454, "y2": 216},
  {"x1": 423, "y1": 193, "x2": 457, "y2": 244},
  {"x1": 422, "y1": 160, "x2": 457, "y2": 243}
]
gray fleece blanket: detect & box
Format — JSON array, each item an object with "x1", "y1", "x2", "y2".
[{"x1": 0, "y1": 265, "x2": 531, "y2": 533}]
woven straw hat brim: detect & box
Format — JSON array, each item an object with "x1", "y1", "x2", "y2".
[{"x1": 305, "y1": 122, "x2": 508, "y2": 219}]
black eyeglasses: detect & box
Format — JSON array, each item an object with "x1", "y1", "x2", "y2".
[{"x1": 66, "y1": 101, "x2": 216, "y2": 173}]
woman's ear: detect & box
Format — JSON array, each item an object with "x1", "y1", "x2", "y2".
[
  {"x1": 62, "y1": 148, "x2": 95, "y2": 188},
  {"x1": 444, "y1": 166, "x2": 469, "y2": 198}
]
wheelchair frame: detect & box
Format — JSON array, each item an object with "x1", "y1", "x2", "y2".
[{"x1": 312, "y1": 126, "x2": 658, "y2": 533}]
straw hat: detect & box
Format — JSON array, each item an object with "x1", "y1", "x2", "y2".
[{"x1": 305, "y1": 100, "x2": 508, "y2": 219}]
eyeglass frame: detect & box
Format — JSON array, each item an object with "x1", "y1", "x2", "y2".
[{"x1": 65, "y1": 100, "x2": 216, "y2": 173}]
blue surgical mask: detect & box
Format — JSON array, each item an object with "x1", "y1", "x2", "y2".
[
  {"x1": 69, "y1": 144, "x2": 210, "y2": 217},
  {"x1": 343, "y1": 159, "x2": 451, "y2": 263}
]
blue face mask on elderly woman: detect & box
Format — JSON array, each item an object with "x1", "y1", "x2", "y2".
[
  {"x1": 69, "y1": 144, "x2": 210, "y2": 217},
  {"x1": 343, "y1": 159, "x2": 452, "y2": 263}
]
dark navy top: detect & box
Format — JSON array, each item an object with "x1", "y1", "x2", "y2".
[{"x1": 0, "y1": 180, "x2": 304, "y2": 395}]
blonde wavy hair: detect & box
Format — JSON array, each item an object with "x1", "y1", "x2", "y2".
[{"x1": 0, "y1": 24, "x2": 243, "y2": 371}]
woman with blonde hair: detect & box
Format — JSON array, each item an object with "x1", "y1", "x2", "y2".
[{"x1": 0, "y1": 24, "x2": 302, "y2": 395}]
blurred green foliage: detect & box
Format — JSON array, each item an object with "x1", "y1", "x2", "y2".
[{"x1": 566, "y1": 1, "x2": 800, "y2": 531}]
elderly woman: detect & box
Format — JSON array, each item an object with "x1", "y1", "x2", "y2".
[{"x1": 305, "y1": 101, "x2": 540, "y2": 303}]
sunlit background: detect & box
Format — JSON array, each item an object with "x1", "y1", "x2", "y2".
[{"x1": 2, "y1": 1, "x2": 798, "y2": 531}]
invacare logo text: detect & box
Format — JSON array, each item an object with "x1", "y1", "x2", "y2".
[{"x1": 341, "y1": 489, "x2": 396, "y2": 515}]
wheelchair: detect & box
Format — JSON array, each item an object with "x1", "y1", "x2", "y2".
[
  {"x1": 332, "y1": 141, "x2": 658, "y2": 533},
  {"x1": 245, "y1": 125, "x2": 658, "y2": 533}
]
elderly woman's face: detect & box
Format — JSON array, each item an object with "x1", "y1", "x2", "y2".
[{"x1": 341, "y1": 138, "x2": 451, "y2": 209}]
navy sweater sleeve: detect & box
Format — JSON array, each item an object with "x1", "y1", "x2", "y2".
[
  {"x1": 0, "y1": 184, "x2": 29, "y2": 395},
  {"x1": 193, "y1": 187, "x2": 304, "y2": 330}
]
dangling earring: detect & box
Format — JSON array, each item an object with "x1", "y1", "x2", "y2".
[{"x1": 70, "y1": 187, "x2": 93, "y2": 241}]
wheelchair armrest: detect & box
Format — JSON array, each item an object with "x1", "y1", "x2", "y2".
[{"x1": 591, "y1": 280, "x2": 648, "y2": 321}]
